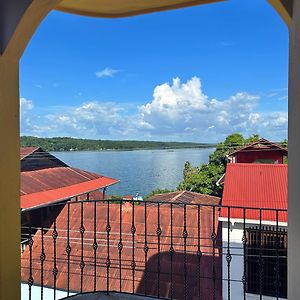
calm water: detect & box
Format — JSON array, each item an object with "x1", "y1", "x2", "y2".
[{"x1": 52, "y1": 148, "x2": 214, "y2": 197}]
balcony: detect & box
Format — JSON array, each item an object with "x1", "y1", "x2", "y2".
[{"x1": 21, "y1": 199, "x2": 287, "y2": 300}]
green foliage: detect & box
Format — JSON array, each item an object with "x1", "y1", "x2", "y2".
[
  {"x1": 20, "y1": 136, "x2": 216, "y2": 152},
  {"x1": 145, "y1": 188, "x2": 175, "y2": 200},
  {"x1": 281, "y1": 139, "x2": 288, "y2": 149},
  {"x1": 178, "y1": 133, "x2": 261, "y2": 196}
]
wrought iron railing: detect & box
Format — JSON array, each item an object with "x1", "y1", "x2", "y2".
[{"x1": 21, "y1": 198, "x2": 287, "y2": 300}]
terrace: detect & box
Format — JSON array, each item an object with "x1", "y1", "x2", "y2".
[
  {"x1": 20, "y1": 197, "x2": 287, "y2": 300},
  {"x1": 0, "y1": 1, "x2": 297, "y2": 299}
]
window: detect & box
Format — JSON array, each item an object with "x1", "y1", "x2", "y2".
[{"x1": 246, "y1": 226, "x2": 287, "y2": 298}]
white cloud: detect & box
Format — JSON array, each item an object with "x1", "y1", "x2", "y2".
[
  {"x1": 20, "y1": 98, "x2": 35, "y2": 135},
  {"x1": 20, "y1": 77, "x2": 288, "y2": 142},
  {"x1": 278, "y1": 95, "x2": 288, "y2": 101},
  {"x1": 20, "y1": 98, "x2": 34, "y2": 112},
  {"x1": 95, "y1": 67, "x2": 120, "y2": 78},
  {"x1": 136, "y1": 77, "x2": 264, "y2": 140}
]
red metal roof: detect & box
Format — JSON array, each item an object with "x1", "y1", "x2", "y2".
[
  {"x1": 220, "y1": 163, "x2": 287, "y2": 222},
  {"x1": 148, "y1": 191, "x2": 220, "y2": 205},
  {"x1": 228, "y1": 138, "x2": 288, "y2": 156},
  {"x1": 20, "y1": 147, "x2": 119, "y2": 209},
  {"x1": 21, "y1": 176, "x2": 118, "y2": 210},
  {"x1": 21, "y1": 167, "x2": 104, "y2": 195},
  {"x1": 21, "y1": 202, "x2": 222, "y2": 299}
]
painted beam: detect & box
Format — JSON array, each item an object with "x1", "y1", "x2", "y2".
[{"x1": 268, "y1": 0, "x2": 293, "y2": 26}]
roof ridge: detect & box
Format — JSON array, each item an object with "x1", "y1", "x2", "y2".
[
  {"x1": 228, "y1": 138, "x2": 287, "y2": 156},
  {"x1": 20, "y1": 147, "x2": 40, "y2": 160},
  {"x1": 171, "y1": 190, "x2": 185, "y2": 202},
  {"x1": 228, "y1": 163, "x2": 287, "y2": 168}
]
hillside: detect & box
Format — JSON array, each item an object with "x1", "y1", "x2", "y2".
[{"x1": 21, "y1": 136, "x2": 216, "y2": 151}]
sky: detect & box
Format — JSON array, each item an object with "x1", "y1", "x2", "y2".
[{"x1": 20, "y1": 0, "x2": 288, "y2": 143}]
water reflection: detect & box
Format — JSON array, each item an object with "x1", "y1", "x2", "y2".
[{"x1": 52, "y1": 148, "x2": 214, "y2": 196}]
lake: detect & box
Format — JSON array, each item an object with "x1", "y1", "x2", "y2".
[{"x1": 52, "y1": 148, "x2": 214, "y2": 197}]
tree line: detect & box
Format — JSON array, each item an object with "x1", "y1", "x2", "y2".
[{"x1": 20, "y1": 136, "x2": 216, "y2": 151}]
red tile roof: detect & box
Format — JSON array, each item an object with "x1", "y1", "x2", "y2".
[
  {"x1": 21, "y1": 202, "x2": 222, "y2": 299},
  {"x1": 220, "y1": 163, "x2": 287, "y2": 222},
  {"x1": 148, "y1": 191, "x2": 220, "y2": 205}
]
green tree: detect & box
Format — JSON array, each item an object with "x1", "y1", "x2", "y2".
[
  {"x1": 177, "y1": 133, "x2": 261, "y2": 196},
  {"x1": 145, "y1": 188, "x2": 174, "y2": 200}
]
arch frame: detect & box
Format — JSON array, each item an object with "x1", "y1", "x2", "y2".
[{"x1": 0, "y1": 1, "x2": 295, "y2": 299}]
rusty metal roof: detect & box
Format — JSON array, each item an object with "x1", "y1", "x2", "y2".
[
  {"x1": 21, "y1": 201, "x2": 222, "y2": 299},
  {"x1": 20, "y1": 148, "x2": 119, "y2": 209},
  {"x1": 148, "y1": 191, "x2": 220, "y2": 205},
  {"x1": 20, "y1": 147, "x2": 39, "y2": 160},
  {"x1": 21, "y1": 167, "x2": 103, "y2": 195},
  {"x1": 20, "y1": 173, "x2": 119, "y2": 210}
]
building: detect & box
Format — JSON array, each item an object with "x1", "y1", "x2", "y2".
[
  {"x1": 20, "y1": 147, "x2": 119, "y2": 242},
  {"x1": 147, "y1": 190, "x2": 220, "y2": 205},
  {"x1": 21, "y1": 200, "x2": 222, "y2": 300},
  {"x1": 1, "y1": 1, "x2": 297, "y2": 299},
  {"x1": 220, "y1": 163, "x2": 288, "y2": 300},
  {"x1": 228, "y1": 138, "x2": 288, "y2": 164}
]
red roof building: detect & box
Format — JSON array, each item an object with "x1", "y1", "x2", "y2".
[
  {"x1": 220, "y1": 163, "x2": 287, "y2": 223},
  {"x1": 20, "y1": 147, "x2": 119, "y2": 210},
  {"x1": 21, "y1": 201, "x2": 222, "y2": 300},
  {"x1": 228, "y1": 138, "x2": 288, "y2": 164}
]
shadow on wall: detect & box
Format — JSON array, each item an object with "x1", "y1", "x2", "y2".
[{"x1": 136, "y1": 251, "x2": 222, "y2": 300}]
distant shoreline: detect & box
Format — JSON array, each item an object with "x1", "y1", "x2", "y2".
[
  {"x1": 21, "y1": 136, "x2": 217, "y2": 152},
  {"x1": 50, "y1": 146, "x2": 216, "y2": 152}
]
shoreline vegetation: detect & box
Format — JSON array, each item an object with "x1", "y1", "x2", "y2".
[{"x1": 21, "y1": 136, "x2": 217, "y2": 152}]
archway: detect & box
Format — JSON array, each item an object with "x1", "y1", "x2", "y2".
[{"x1": 0, "y1": 1, "x2": 295, "y2": 299}]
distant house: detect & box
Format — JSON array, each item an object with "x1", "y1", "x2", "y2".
[
  {"x1": 20, "y1": 147, "x2": 119, "y2": 241},
  {"x1": 227, "y1": 138, "x2": 287, "y2": 164},
  {"x1": 220, "y1": 163, "x2": 287, "y2": 299},
  {"x1": 217, "y1": 138, "x2": 288, "y2": 187}
]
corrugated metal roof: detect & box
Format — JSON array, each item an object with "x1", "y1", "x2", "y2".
[
  {"x1": 228, "y1": 138, "x2": 288, "y2": 156},
  {"x1": 20, "y1": 147, "x2": 119, "y2": 209},
  {"x1": 220, "y1": 163, "x2": 287, "y2": 222},
  {"x1": 20, "y1": 147, "x2": 39, "y2": 160},
  {"x1": 21, "y1": 167, "x2": 103, "y2": 195},
  {"x1": 21, "y1": 202, "x2": 222, "y2": 299},
  {"x1": 148, "y1": 191, "x2": 220, "y2": 205},
  {"x1": 21, "y1": 176, "x2": 118, "y2": 210}
]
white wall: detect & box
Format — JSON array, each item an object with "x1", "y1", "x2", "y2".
[
  {"x1": 222, "y1": 221, "x2": 286, "y2": 300},
  {"x1": 21, "y1": 283, "x2": 74, "y2": 300}
]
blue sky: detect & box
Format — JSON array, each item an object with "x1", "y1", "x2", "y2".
[{"x1": 20, "y1": 0, "x2": 288, "y2": 142}]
